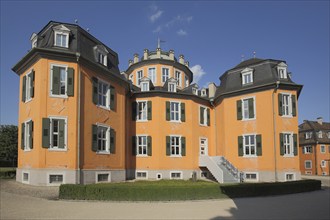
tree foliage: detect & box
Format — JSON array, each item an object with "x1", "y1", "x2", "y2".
[{"x1": 0, "y1": 125, "x2": 18, "y2": 164}]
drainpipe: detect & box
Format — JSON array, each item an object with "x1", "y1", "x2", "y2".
[
  {"x1": 210, "y1": 99, "x2": 216, "y2": 156},
  {"x1": 272, "y1": 81, "x2": 280, "y2": 182},
  {"x1": 76, "y1": 53, "x2": 81, "y2": 184},
  {"x1": 315, "y1": 141, "x2": 318, "y2": 175}
]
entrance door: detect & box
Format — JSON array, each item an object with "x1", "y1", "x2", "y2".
[{"x1": 200, "y1": 138, "x2": 208, "y2": 156}]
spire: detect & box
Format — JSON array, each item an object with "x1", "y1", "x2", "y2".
[{"x1": 157, "y1": 37, "x2": 166, "y2": 49}]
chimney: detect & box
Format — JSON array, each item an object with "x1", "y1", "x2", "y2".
[
  {"x1": 208, "y1": 82, "x2": 217, "y2": 98},
  {"x1": 169, "y1": 50, "x2": 175, "y2": 60},
  {"x1": 179, "y1": 55, "x2": 185, "y2": 64},
  {"x1": 317, "y1": 117, "x2": 323, "y2": 125},
  {"x1": 133, "y1": 53, "x2": 139, "y2": 63},
  {"x1": 128, "y1": 59, "x2": 133, "y2": 66},
  {"x1": 143, "y1": 49, "x2": 149, "y2": 60},
  {"x1": 156, "y1": 48, "x2": 161, "y2": 58}
]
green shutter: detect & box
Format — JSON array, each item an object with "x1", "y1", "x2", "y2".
[
  {"x1": 67, "y1": 68, "x2": 74, "y2": 96},
  {"x1": 147, "y1": 101, "x2": 152, "y2": 120},
  {"x1": 22, "y1": 76, "x2": 26, "y2": 102},
  {"x1": 278, "y1": 94, "x2": 283, "y2": 116},
  {"x1": 92, "y1": 77, "x2": 98, "y2": 105},
  {"x1": 166, "y1": 136, "x2": 170, "y2": 156},
  {"x1": 181, "y1": 103, "x2": 185, "y2": 122},
  {"x1": 238, "y1": 136, "x2": 243, "y2": 156},
  {"x1": 92, "y1": 125, "x2": 98, "y2": 152},
  {"x1": 147, "y1": 136, "x2": 152, "y2": 156},
  {"x1": 207, "y1": 108, "x2": 210, "y2": 126},
  {"x1": 293, "y1": 133, "x2": 298, "y2": 156},
  {"x1": 181, "y1": 136, "x2": 186, "y2": 156},
  {"x1": 29, "y1": 120, "x2": 33, "y2": 149},
  {"x1": 30, "y1": 70, "x2": 35, "y2": 98},
  {"x1": 200, "y1": 106, "x2": 204, "y2": 125},
  {"x1": 248, "y1": 98, "x2": 254, "y2": 118},
  {"x1": 280, "y1": 133, "x2": 284, "y2": 155},
  {"x1": 42, "y1": 118, "x2": 50, "y2": 148},
  {"x1": 110, "y1": 128, "x2": 115, "y2": 154},
  {"x1": 110, "y1": 85, "x2": 115, "y2": 111},
  {"x1": 52, "y1": 66, "x2": 60, "y2": 95},
  {"x1": 21, "y1": 123, "x2": 25, "y2": 150},
  {"x1": 292, "y1": 95, "x2": 296, "y2": 117},
  {"x1": 256, "y1": 134, "x2": 262, "y2": 156},
  {"x1": 58, "y1": 119, "x2": 65, "y2": 149},
  {"x1": 237, "y1": 100, "x2": 242, "y2": 120},
  {"x1": 132, "y1": 101, "x2": 137, "y2": 121},
  {"x1": 132, "y1": 136, "x2": 136, "y2": 155},
  {"x1": 166, "y1": 101, "x2": 170, "y2": 121}
]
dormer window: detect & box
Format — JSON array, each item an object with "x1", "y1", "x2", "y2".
[
  {"x1": 94, "y1": 45, "x2": 109, "y2": 67},
  {"x1": 305, "y1": 132, "x2": 313, "y2": 139},
  {"x1": 168, "y1": 82, "x2": 176, "y2": 92},
  {"x1": 30, "y1": 33, "x2": 37, "y2": 48},
  {"x1": 192, "y1": 88, "x2": 198, "y2": 95},
  {"x1": 318, "y1": 131, "x2": 323, "y2": 138},
  {"x1": 201, "y1": 89, "x2": 207, "y2": 97},
  {"x1": 53, "y1": 25, "x2": 70, "y2": 48},
  {"x1": 98, "y1": 52, "x2": 107, "y2": 66},
  {"x1": 241, "y1": 68, "x2": 253, "y2": 85},
  {"x1": 141, "y1": 82, "x2": 149, "y2": 92},
  {"x1": 277, "y1": 62, "x2": 288, "y2": 79}
]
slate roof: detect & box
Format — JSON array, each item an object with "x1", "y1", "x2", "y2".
[{"x1": 299, "y1": 120, "x2": 330, "y2": 145}]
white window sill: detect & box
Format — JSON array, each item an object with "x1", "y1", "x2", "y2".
[
  {"x1": 97, "y1": 151, "x2": 110, "y2": 155},
  {"x1": 242, "y1": 118, "x2": 256, "y2": 121},
  {"x1": 23, "y1": 149, "x2": 32, "y2": 152},
  {"x1": 243, "y1": 155, "x2": 257, "y2": 158},
  {"x1": 50, "y1": 94, "x2": 68, "y2": 99},
  {"x1": 169, "y1": 120, "x2": 182, "y2": 123},
  {"x1": 137, "y1": 155, "x2": 148, "y2": 157},
  {"x1": 170, "y1": 155, "x2": 182, "y2": 158},
  {"x1": 199, "y1": 123, "x2": 208, "y2": 127},
  {"x1": 24, "y1": 98, "x2": 33, "y2": 104},
  {"x1": 281, "y1": 115, "x2": 293, "y2": 118},
  {"x1": 136, "y1": 119, "x2": 148, "y2": 122},
  {"x1": 283, "y1": 155, "x2": 294, "y2": 158},
  {"x1": 97, "y1": 105, "x2": 111, "y2": 111},
  {"x1": 48, "y1": 148, "x2": 67, "y2": 152}
]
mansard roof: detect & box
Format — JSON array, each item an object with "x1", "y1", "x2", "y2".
[{"x1": 299, "y1": 120, "x2": 330, "y2": 145}]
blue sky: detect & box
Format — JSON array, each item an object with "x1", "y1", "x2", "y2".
[{"x1": 1, "y1": 0, "x2": 329, "y2": 125}]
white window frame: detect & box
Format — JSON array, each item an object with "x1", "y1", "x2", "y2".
[
  {"x1": 54, "y1": 31, "x2": 69, "y2": 48},
  {"x1": 201, "y1": 89, "x2": 206, "y2": 97},
  {"x1": 96, "y1": 123, "x2": 111, "y2": 154},
  {"x1": 129, "y1": 74, "x2": 133, "y2": 81},
  {"x1": 168, "y1": 82, "x2": 177, "y2": 92},
  {"x1": 303, "y1": 145, "x2": 313, "y2": 154},
  {"x1": 318, "y1": 131, "x2": 323, "y2": 138},
  {"x1": 95, "y1": 172, "x2": 111, "y2": 183},
  {"x1": 162, "y1": 67, "x2": 169, "y2": 83},
  {"x1": 199, "y1": 105, "x2": 208, "y2": 126},
  {"x1": 148, "y1": 67, "x2": 156, "y2": 84},
  {"x1": 192, "y1": 88, "x2": 198, "y2": 95},
  {"x1": 305, "y1": 132, "x2": 312, "y2": 139},
  {"x1": 170, "y1": 101, "x2": 181, "y2": 122},
  {"x1": 241, "y1": 96, "x2": 256, "y2": 120},
  {"x1": 244, "y1": 172, "x2": 258, "y2": 182},
  {"x1": 243, "y1": 134, "x2": 257, "y2": 157},
  {"x1": 175, "y1": 70, "x2": 181, "y2": 87},
  {"x1": 136, "y1": 101, "x2": 148, "y2": 121},
  {"x1": 136, "y1": 171, "x2": 148, "y2": 179},
  {"x1": 242, "y1": 71, "x2": 253, "y2": 85},
  {"x1": 170, "y1": 135, "x2": 182, "y2": 157},
  {"x1": 281, "y1": 93, "x2": 293, "y2": 117},
  {"x1": 97, "y1": 78, "x2": 110, "y2": 110},
  {"x1": 136, "y1": 70, "x2": 143, "y2": 86},
  {"x1": 22, "y1": 171, "x2": 30, "y2": 184},
  {"x1": 23, "y1": 119, "x2": 32, "y2": 151},
  {"x1": 283, "y1": 132, "x2": 294, "y2": 157},
  {"x1": 320, "y1": 145, "x2": 326, "y2": 153},
  {"x1": 305, "y1": 160, "x2": 312, "y2": 169},
  {"x1": 97, "y1": 51, "x2": 107, "y2": 66},
  {"x1": 50, "y1": 64, "x2": 68, "y2": 98},
  {"x1": 136, "y1": 135, "x2": 148, "y2": 156},
  {"x1": 285, "y1": 173, "x2": 296, "y2": 181},
  {"x1": 199, "y1": 137, "x2": 208, "y2": 156},
  {"x1": 278, "y1": 67, "x2": 287, "y2": 79},
  {"x1": 321, "y1": 160, "x2": 326, "y2": 168},
  {"x1": 24, "y1": 70, "x2": 33, "y2": 102},
  {"x1": 170, "y1": 171, "x2": 183, "y2": 179},
  {"x1": 185, "y1": 75, "x2": 189, "y2": 87},
  {"x1": 49, "y1": 116, "x2": 67, "y2": 151},
  {"x1": 32, "y1": 38, "x2": 37, "y2": 48},
  {"x1": 47, "y1": 173, "x2": 65, "y2": 186},
  {"x1": 141, "y1": 82, "x2": 149, "y2": 92}
]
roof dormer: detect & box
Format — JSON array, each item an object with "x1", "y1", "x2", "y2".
[
  {"x1": 30, "y1": 33, "x2": 38, "y2": 48},
  {"x1": 166, "y1": 77, "x2": 177, "y2": 92},
  {"x1": 94, "y1": 45, "x2": 109, "y2": 66},
  {"x1": 53, "y1": 25, "x2": 70, "y2": 48},
  {"x1": 277, "y1": 62, "x2": 288, "y2": 79},
  {"x1": 241, "y1": 67, "x2": 254, "y2": 85}
]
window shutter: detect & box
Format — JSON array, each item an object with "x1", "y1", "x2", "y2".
[
  {"x1": 22, "y1": 76, "x2": 26, "y2": 102},
  {"x1": 166, "y1": 136, "x2": 170, "y2": 156},
  {"x1": 67, "y1": 68, "x2": 74, "y2": 96},
  {"x1": 92, "y1": 77, "x2": 98, "y2": 105},
  {"x1": 132, "y1": 101, "x2": 137, "y2": 121},
  {"x1": 42, "y1": 118, "x2": 50, "y2": 148},
  {"x1": 29, "y1": 120, "x2": 33, "y2": 149},
  {"x1": 238, "y1": 136, "x2": 243, "y2": 156},
  {"x1": 293, "y1": 133, "x2": 298, "y2": 156},
  {"x1": 200, "y1": 106, "x2": 204, "y2": 125},
  {"x1": 92, "y1": 125, "x2": 98, "y2": 152},
  {"x1": 52, "y1": 66, "x2": 60, "y2": 95},
  {"x1": 237, "y1": 100, "x2": 242, "y2": 120},
  {"x1": 147, "y1": 101, "x2": 152, "y2": 120},
  {"x1": 58, "y1": 119, "x2": 65, "y2": 149},
  {"x1": 311, "y1": 146, "x2": 313, "y2": 154},
  {"x1": 110, "y1": 85, "x2": 115, "y2": 111},
  {"x1": 248, "y1": 98, "x2": 254, "y2": 118},
  {"x1": 291, "y1": 95, "x2": 296, "y2": 117},
  {"x1": 147, "y1": 136, "x2": 152, "y2": 156},
  {"x1": 30, "y1": 70, "x2": 35, "y2": 98},
  {"x1": 278, "y1": 94, "x2": 283, "y2": 116},
  {"x1": 279, "y1": 133, "x2": 284, "y2": 155},
  {"x1": 181, "y1": 136, "x2": 186, "y2": 156},
  {"x1": 256, "y1": 134, "x2": 262, "y2": 156},
  {"x1": 166, "y1": 101, "x2": 170, "y2": 121},
  {"x1": 21, "y1": 123, "x2": 25, "y2": 150},
  {"x1": 132, "y1": 136, "x2": 136, "y2": 155},
  {"x1": 110, "y1": 128, "x2": 115, "y2": 154},
  {"x1": 181, "y1": 103, "x2": 185, "y2": 122},
  {"x1": 207, "y1": 108, "x2": 210, "y2": 126}
]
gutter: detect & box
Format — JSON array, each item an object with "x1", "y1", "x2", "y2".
[
  {"x1": 272, "y1": 81, "x2": 280, "y2": 181},
  {"x1": 76, "y1": 52, "x2": 81, "y2": 184}
]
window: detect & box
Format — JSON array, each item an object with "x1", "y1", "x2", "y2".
[
  {"x1": 199, "y1": 106, "x2": 210, "y2": 126},
  {"x1": 141, "y1": 82, "x2": 149, "y2": 92},
  {"x1": 305, "y1": 160, "x2": 312, "y2": 169},
  {"x1": 49, "y1": 174, "x2": 63, "y2": 184},
  {"x1": 175, "y1": 71, "x2": 181, "y2": 87},
  {"x1": 136, "y1": 101, "x2": 147, "y2": 121},
  {"x1": 22, "y1": 172, "x2": 29, "y2": 183},
  {"x1": 97, "y1": 80, "x2": 110, "y2": 109},
  {"x1": 241, "y1": 68, "x2": 253, "y2": 85},
  {"x1": 305, "y1": 132, "x2": 312, "y2": 139},
  {"x1": 245, "y1": 173, "x2": 258, "y2": 181},
  {"x1": 97, "y1": 173, "x2": 110, "y2": 182},
  {"x1": 137, "y1": 70, "x2": 143, "y2": 86},
  {"x1": 32, "y1": 38, "x2": 37, "y2": 48},
  {"x1": 192, "y1": 88, "x2": 198, "y2": 95},
  {"x1": 201, "y1": 89, "x2": 207, "y2": 97},
  {"x1": 156, "y1": 173, "x2": 162, "y2": 180},
  {"x1": 129, "y1": 74, "x2": 133, "y2": 81},
  {"x1": 322, "y1": 172, "x2": 327, "y2": 176},
  {"x1": 54, "y1": 32, "x2": 69, "y2": 48},
  {"x1": 285, "y1": 173, "x2": 295, "y2": 181},
  {"x1": 148, "y1": 68, "x2": 156, "y2": 84},
  {"x1": 185, "y1": 75, "x2": 189, "y2": 87},
  {"x1": 243, "y1": 135, "x2": 256, "y2": 156},
  {"x1": 137, "y1": 136, "x2": 147, "y2": 156},
  {"x1": 170, "y1": 102, "x2": 180, "y2": 121},
  {"x1": 170, "y1": 136, "x2": 181, "y2": 156},
  {"x1": 136, "y1": 171, "x2": 148, "y2": 179},
  {"x1": 305, "y1": 171, "x2": 312, "y2": 175},
  {"x1": 237, "y1": 97, "x2": 255, "y2": 120},
  {"x1": 166, "y1": 101, "x2": 185, "y2": 122},
  {"x1": 303, "y1": 145, "x2": 313, "y2": 154},
  {"x1": 96, "y1": 125, "x2": 110, "y2": 153},
  {"x1": 166, "y1": 136, "x2": 186, "y2": 157},
  {"x1": 283, "y1": 133, "x2": 294, "y2": 156},
  {"x1": 162, "y1": 68, "x2": 169, "y2": 83},
  {"x1": 320, "y1": 145, "x2": 326, "y2": 153},
  {"x1": 168, "y1": 82, "x2": 176, "y2": 92},
  {"x1": 21, "y1": 120, "x2": 33, "y2": 151},
  {"x1": 282, "y1": 94, "x2": 292, "y2": 116},
  {"x1": 318, "y1": 131, "x2": 323, "y2": 138},
  {"x1": 170, "y1": 171, "x2": 182, "y2": 179},
  {"x1": 22, "y1": 70, "x2": 34, "y2": 102},
  {"x1": 51, "y1": 65, "x2": 74, "y2": 97},
  {"x1": 50, "y1": 118, "x2": 67, "y2": 150},
  {"x1": 327, "y1": 132, "x2": 330, "y2": 139},
  {"x1": 278, "y1": 68, "x2": 287, "y2": 79},
  {"x1": 321, "y1": 160, "x2": 326, "y2": 168},
  {"x1": 97, "y1": 52, "x2": 107, "y2": 66},
  {"x1": 92, "y1": 77, "x2": 115, "y2": 110}
]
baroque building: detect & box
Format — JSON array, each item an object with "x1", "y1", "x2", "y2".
[{"x1": 13, "y1": 21, "x2": 303, "y2": 185}]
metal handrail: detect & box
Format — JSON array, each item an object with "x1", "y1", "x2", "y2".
[{"x1": 219, "y1": 156, "x2": 244, "y2": 182}]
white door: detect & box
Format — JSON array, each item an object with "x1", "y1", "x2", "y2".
[{"x1": 200, "y1": 138, "x2": 208, "y2": 156}]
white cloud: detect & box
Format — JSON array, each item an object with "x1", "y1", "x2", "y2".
[
  {"x1": 190, "y1": 65, "x2": 207, "y2": 84},
  {"x1": 150, "y1": 10, "x2": 163, "y2": 23},
  {"x1": 177, "y1": 29, "x2": 187, "y2": 36},
  {"x1": 153, "y1": 26, "x2": 162, "y2": 33},
  {"x1": 166, "y1": 15, "x2": 193, "y2": 27},
  {"x1": 187, "y1": 16, "x2": 193, "y2": 22}
]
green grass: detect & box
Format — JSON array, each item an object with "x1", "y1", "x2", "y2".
[{"x1": 0, "y1": 167, "x2": 16, "y2": 179}]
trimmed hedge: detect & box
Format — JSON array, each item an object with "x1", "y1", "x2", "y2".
[{"x1": 220, "y1": 179, "x2": 322, "y2": 198}]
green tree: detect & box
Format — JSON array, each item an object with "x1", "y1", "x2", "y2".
[{"x1": 0, "y1": 125, "x2": 18, "y2": 167}]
